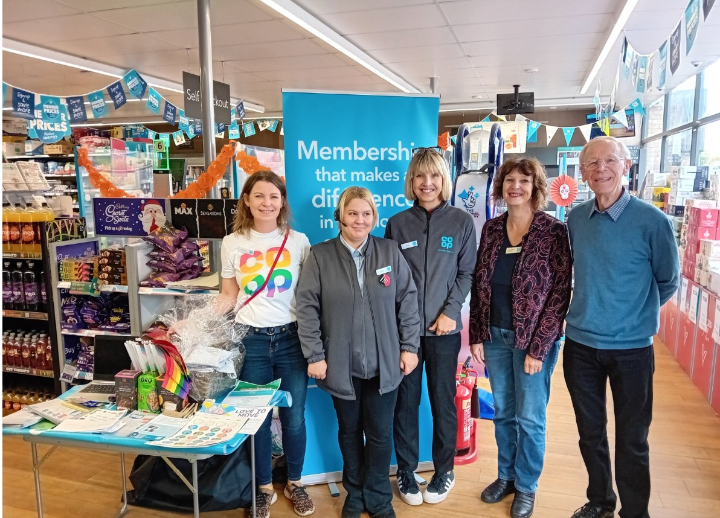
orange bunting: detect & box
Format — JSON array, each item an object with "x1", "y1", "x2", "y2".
[
  {"x1": 235, "y1": 150, "x2": 271, "y2": 175},
  {"x1": 438, "y1": 132, "x2": 451, "y2": 151}
]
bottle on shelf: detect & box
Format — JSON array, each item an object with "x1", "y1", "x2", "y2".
[
  {"x1": 3, "y1": 263, "x2": 13, "y2": 309},
  {"x1": 20, "y1": 390, "x2": 29, "y2": 409},
  {"x1": 44, "y1": 335, "x2": 54, "y2": 372},
  {"x1": 36, "y1": 334, "x2": 46, "y2": 371},
  {"x1": 6, "y1": 333, "x2": 16, "y2": 366},
  {"x1": 23, "y1": 263, "x2": 39, "y2": 312},
  {"x1": 20, "y1": 335, "x2": 30, "y2": 368},
  {"x1": 11, "y1": 388, "x2": 22, "y2": 412},
  {"x1": 7, "y1": 203, "x2": 22, "y2": 253},
  {"x1": 21, "y1": 203, "x2": 39, "y2": 253},
  {"x1": 2, "y1": 332, "x2": 8, "y2": 365},
  {"x1": 29, "y1": 337, "x2": 38, "y2": 369},
  {"x1": 2, "y1": 202, "x2": 10, "y2": 252},
  {"x1": 11, "y1": 262, "x2": 26, "y2": 311},
  {"x1": 39, "y1": 270, "x2": 47, "y2": 312}
]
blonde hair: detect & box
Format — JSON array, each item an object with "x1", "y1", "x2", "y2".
[
  {"x1": 579, "y1": 136, "x2": 631, "y2": 166},
  {"x1": 337, "y1": 186, "x2": 379, "y2": 228},
  {"x1": 404, "y1": 149, "x2": 452, "y2": 202},
  {"x1": 233, "y1": 170, "x2": 291, "y2": 235},
  {"x1": 491, "y1": 157, "x2": 549, "y2": 212}
]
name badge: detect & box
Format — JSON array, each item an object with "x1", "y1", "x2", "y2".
[
  {"x1": 376, "y1": 266, "x2": 392, "y2": 275},
  {"x1": 506, "y1": 246, "x2": 522, "y2": 254},
  {"x1": 401, "y1": 241, "x2": 418, "y2": 250}
]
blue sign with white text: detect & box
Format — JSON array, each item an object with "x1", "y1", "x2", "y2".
[
  {"x1": 163, "y1": 101, "x2": 177, "y2": 124},
  {"x1": 28, "y1": 102, "x2": 71, "y2": 144},
  {"x1": 147, "y1": 87, "x2": 161, "y2": 114},
  {"x1": 107, "y1": 81, "x2": 127, "y2": 109},
  {"x1": 12, "y1": 88, "x2": 34, "y2": 119},
  {"x1": 283, "y1": 91, "x2": 439, "y2": 244},
  {"x1": 66, "y1": 96, "x2": 88, "y2": 123},
  {"x1": 123, "y1": 69, "x2": 147, "y2": 99},
  {"x1": 88, "y1": 90, "x2": 108, "y2": 118}
]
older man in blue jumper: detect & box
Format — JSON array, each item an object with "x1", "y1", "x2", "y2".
[{"x1": 565, "y1": 136, "x2": 679, "y2": 518}]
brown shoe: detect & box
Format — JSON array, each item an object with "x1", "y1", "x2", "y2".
[
  {"x1": 247, "y1": 490, "x2": 277, "y2": 518},
  {"x1": 284, "y1": 483, "x2": 315, "y2": 516}
]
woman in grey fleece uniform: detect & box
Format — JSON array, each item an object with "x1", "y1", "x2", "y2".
[
  {"x1": 296, "y1": 187, "x2": 421, "y2": 518},
  {"x1": 385, "y1": 147, "x2": 476, "y2": 506}
]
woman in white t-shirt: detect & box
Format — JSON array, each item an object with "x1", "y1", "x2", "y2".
[{"x1": 220, "y1": 170, "x2": 313, "y2": 518}]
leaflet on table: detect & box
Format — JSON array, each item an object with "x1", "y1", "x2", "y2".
[
  {"x1": 27, "y1": 399, "x2": 85, "y2": 424},
  {"x1": 2, "y1": 408, "x2": 44, "y2": 428},
  {"x1": 201, "y1": 400, "x2": 273, "y2": 436},
  {"x1": 225, "y1": 379, "x2": 281, "y2": 407},
  {"x1": 112, "y1": 411, "x2": 157, "y2": 438},
  {"x1": 128, "y1": 415, "x2": 187, "y2": 441},
  {"x1": 147, "y1": 413, "x2": 247, "y2": 448},
  {"x1": 53, "y1": 409, "x2": 128, "y2": 434}
]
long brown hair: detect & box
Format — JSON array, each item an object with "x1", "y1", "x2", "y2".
[{"x1": 232, "y1": 171, "x2": 292, "y2": 235}]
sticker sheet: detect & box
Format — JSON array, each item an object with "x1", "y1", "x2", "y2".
[{"x1": 147, "y1": 413, "x2": 247, "y2": 448}]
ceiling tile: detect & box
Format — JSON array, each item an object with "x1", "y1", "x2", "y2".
[
  {"x1": 454, "y1": 14, "x2": 611, "y2": 43},
  {"x1": 465, "y1": 32, "x2": 602, "y2": 58},
  {"x1": 254, "y1": 65, "x2": 369, "y2": 81},
  {"x1": 149, "y1": 19, "x2": 307, "y2": 48},
  {"x1": 369, "y1": 43, "x2": 466, "y2": 64},
  {"x1": 293, "y1": 0, "x2": 434, "y2": 16},
  {"x1": 212, "y1": 39, "x2": 329, "y2": 62},
  {"x1": 439, "y1": 0, "x2": 617, "y2": 25},
  {"x1": 3, "y1": 0, "x2": 81, "y2": 22},
  {"x1": 51, "y1": 34, "x2": 179, "y2": 58},
  {"x1": 55, "y1": 0, "x2": 182, "y2": 11},
  {"x1": 347, "y1": 26, "x2": 457, "y2": 51},
  {"x1": 3, "y1": 14, "x2": 135, "y2": 44},
  {"x1": 225, "y1": 53, "x2": 349, "y2": 73},
  {"x1": 324, "y1": 3, "x2": 446, "y2": 35}
]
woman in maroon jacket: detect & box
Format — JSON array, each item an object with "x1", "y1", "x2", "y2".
[{"x1": 469, "y1": 157, "x2": 572, "y2": 518}]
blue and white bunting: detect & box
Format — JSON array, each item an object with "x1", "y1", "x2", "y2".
[
  {"x1": 39, "y1": 95, "x2": 62, "y2": 125},
  {"x1": 243, "y1": 121, "x2": 256, "y2": 137},
  {"x1": 178, "y1": 109, "x2": 189, "y2": 133},
  {"x1": 66, "y1": 96, "x2": 87, "y2": 123},
  {"x1": 562, "y1": 127, "x2": 575, "y2": 146},
  {"x1": 228, "y1": 121, "x2": 240, "y2": 139},
  {"x1": 147, "y1": 87, "x2": 161, "y2": 115},
  {"x1": 87, "y1": 90, "x2": 108, "y2": 119},
  {"x1": 217, "y1": 122, "x2": 226, "y2": 134},
  {"x1": 122, "y1": 69, "x2": 147, "y2": 99},
  {"x1": 163, "y1": 101, "x2": 177, "y2": 124},
  {"x1": 685, "y1": 0, "x2": 700, "y2": 55},
  {"x1": 107, "y1": 81, "x2": 127, "y2": 110},
  {"x1": 172, "y1": 130, "x2": 185, "y2": 146},
  {"x1": 147, "y1": 130, "x2": 157, "y2": 140},
  {"x1": 526, "y1": 120, "x2": 541, "y2": 141},
  {"x1": 268, "y1": 120, "x2": 279, "y2": 132},
  {"x1": 12, "y1": 88, "x2": 34, "y2": 119},
  {"x1": 194, "y1": 119, "x2": 203, "y2": 136},
  {"x1": 236, "y1": 101, "x2": 245, "y2": 120},
  {"x1": 629, "y1": 98, "x2": 645, "y2": 117}
]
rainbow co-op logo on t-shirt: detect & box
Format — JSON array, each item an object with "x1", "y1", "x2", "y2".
[{"x1": 238, "y1": 247, "x2": 292, "y2": 297}]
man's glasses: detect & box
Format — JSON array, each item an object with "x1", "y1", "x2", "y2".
[
  {"x1": 583, "y1": 156, "x2": 624, "y2": 170},
  {"x1": 412, "y1": 146, "x2": 443, "y2": 156}
]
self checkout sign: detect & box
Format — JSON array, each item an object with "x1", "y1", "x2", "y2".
[{"x1": 182, "y1": 72, "x2": 231, "y2": 125}]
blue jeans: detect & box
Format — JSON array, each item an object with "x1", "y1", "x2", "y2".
[
  {"x1": 240, "y1": 323, "x2": 308, "y2": 485},
  {"x1": 484, "y1": 326, "x2": 560, "y2": 494}
]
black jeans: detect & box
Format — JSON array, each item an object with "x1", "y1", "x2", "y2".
[
  {"x1": 332, "y1": 376, "x2": 398, "y2": 518},
  {"x1": 393, "y1": 334, "x2": 462, "y2": 474},
  {"x1": 564, "y1": 338, "x2": 654, "y2": 518}
]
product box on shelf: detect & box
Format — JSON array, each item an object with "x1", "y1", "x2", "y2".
[
  {"x1": 695, "y1": 267, "x2": 704, "y2": 285},
  {"x1": 669, "y1": 166, "x2": 699, "y2": 178},
  {"x1": 665, "y1": 289, "x2": 680, "y2": 356},
  {"x1": 701, "y1": 256, "x2": 720, "y2": 271},
  {"x1": 3, "y1": 119, "x2": 28, "y2": 135},
  {"x1": 115, "y1": 369, "x2": 140, "y2": 410},
  {"x1": 677, "y1": 280, "x2": 699, "y2": 371},
  {"x1": 689, "y1": 207, "x2": 720, "y2": 228},
  {"x1": 671, "y1": 178, "x2": 698, "y2": 192},
  {"x1": 692, "y1": 289, "x2": 716, "y2": 402},
  {"x1": 2, "y1": 142, "x2": 24, "y2": 156},
  {"x1": 700, "y1": 239, "x2": 720, "y2": 258},
  {"x1": 645, "y1": 173, "x2": 669, "y2": 187},
  {"x1": 707, "y1": 269, "x2": 720, "y2": 295},
  {"x1": 712, "y1": 351, "x2": 720, "y2": 416},
  {"x1": 666, "y1": 205, "x2": 685, "y2": 217},
  {"x1": 668, "y1": 191, "x2": 699, "y2": 207},
  {"x1": 24, "y1": 140, "x2": 44, "y2": 155},
  {"x1": 44, "y1": 141, "x2": 73, "y2": 155}
]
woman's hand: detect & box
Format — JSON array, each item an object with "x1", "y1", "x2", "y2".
[
  {"x1": 400, "y1": 351, "x2": 419, "y2": 375},
  {"x1": 525, "y1": 356, "x2": 543, "y2": 375},
  {"x1": 429, "y1": 313, "x2": 456, "y2": 336},
  {"x1": 308, "y1": 360, "x2": 327, "y2": 380},
  {"x1": 470, "y1": 343, "x2": 484, "y2": 364},
  {"x1": 167, "y1": 319, "x2": 189, "y2": 337}
]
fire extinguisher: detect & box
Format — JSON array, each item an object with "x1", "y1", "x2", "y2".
[{"x1": 455, "y1": 380, "x2": 473, "y2": 453}]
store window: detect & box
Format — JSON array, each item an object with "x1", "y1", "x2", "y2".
[
  {"x1": 666, "y1": 75, "x2": 697, "y2": 130},
  {"x1": 698, "y1": 120, "x2": 720, "y2": 166},
  {"x1": 664, "y1": 128, "x2": 692, "y2": 169},
  {"x1": 644, "y1": 139, "x2": 662, "y2": 174},
  {"x1": 699, "y1": 60, "x2": 720, "y2": 119},
  {"x1": 645, "y1": 97, "x2": 665, "y2": 138}
]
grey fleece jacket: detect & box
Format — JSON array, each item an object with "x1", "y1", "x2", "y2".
[
  {"x1": 296, "y1": 235, "x2": 420, "y2": 400},
  {"x1": 385, "y1": 201, "x2": 476, "y2": 335}
]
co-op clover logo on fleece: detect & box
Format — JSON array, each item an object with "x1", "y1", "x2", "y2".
[
  {"x1": 439, "y1": 236, "x2": 454, "y2": 254},
  {"x1": 458, "y1": 187, "x2": 478, "y2": 214}
]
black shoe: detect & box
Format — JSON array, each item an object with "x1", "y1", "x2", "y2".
[
  {"x1": 481, "y1": 478, "x2": 516, "y2": 503},
  {"x1": 341, "y1": 504, "x2": 362, "y2": 518},
  {"x1": 510, "y1": 491, "x2": 535, "y2": 518},
  {"x1": 571, "y1": 503, "x2": 614, "y2": 518}
]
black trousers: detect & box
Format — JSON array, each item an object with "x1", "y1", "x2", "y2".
[
  {"x1": 393, "y1": 334, "x2": 462, "y2": 474},
  {"x1": 564, "y1": 338, "x2": 654, "y2": 518},
  {"x1": 332, "y1": 376, "x2": 398, "y2": 518}
]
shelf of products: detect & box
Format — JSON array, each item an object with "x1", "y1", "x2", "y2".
[
  {"x1": 137, "y1": 287, "x2": 219, "y2": 296},
  {"x1": 57, "y1": 281, "x2": 129, "y2": 293},
  {"x1": 60, "y1": 329, "x2": 130, "y2": 338},
  {"x1": 2, "y1": 310, "x2": 49, "y2": 320},
  {"x1": 5, "y1": 155, "x2": 75, "y2": 160},
  {"x1": 2, "y1": 365, "x2": 54, "y2": 378}
]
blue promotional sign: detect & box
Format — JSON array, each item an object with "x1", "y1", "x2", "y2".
[
  {"x1": 685, "y1": 0, "x2": 700, "y2": 55},
  {"x1": 228, "y1": 122, "x2": 240, "y2": 139},
  {"x1": 123, "y1": 69, "x2": 147, "y2": 99},
  {"x1": 217, "y1": 122, "x2": 226, "y2": 134},
  {"x1": 268, "y1": 120, "x2": 279, "y2": 132},
  {"x1": 242, "y1": 121, "x2": 256, "y2": 137},
  {"x1": 178, "y1": 109, "x2": 189, "y2": 132},
  {"x1": 670, "y1": 21, "x2": 682, "y2": 75},
  {"x1": 107, "y1": 81, "x2": 127, "y2": 109},
  {"x1": 231, "y1": 107, "x2": 237, "y2": 121},
  {"x1": 66, "y1": 96, "x2": 87, "y2": 123},
  {"x1": 12, "y1": 88, "x2": 34, "y2": 119},
  {"x1": 87, "y1": 90, "x2": 108, "y2": 118},
  {"x1": 2, "y1": 83, "x2": 6, "y2": 103},
  {"x1": 147, "y1": 87, "x2": 161, "y2": 114},
  {"x1": 194, "y1": 119, "x2": 203, "y2": 136},
  {"x1": 704, "y1": 0, "x2": 716, "y2": 19},
  {"x1": 147, "y1": 130, "x2": 157, "y2": 140},
  {"x1": 658, "y1": 41, "x2": 668, "y2": 89},
  {"x1": 184, "y1": 121, "x2": 195, "y2": 140},
  {"x1": 94, "y1": 198, "x2": 167, "y2": 236},
  {"x1": 562, "y1": 127, "x2": 575, "y2": 146},
  {"x1": 527, "y1": 120, "x2": 541, "y2": 140},
  {"x1": 236, "y1": 101, "x2": 245, "y2": 120},
  {"x1": 629, "y1": 98, "x2": 645, "y2": 117},
  {"x1": 636, "y1": 55, "x2": 648, "y2": 93},
  {"x1": 283, "y1": 91, "x2": 440, "y2": 244},
  {"x1": 28, "y1": 101, "x2": 71, "y2": 144},
  {"x1": 39, "y1": 96, "x2": 62, "y2": 124},
  {"x1": 163, "y1": 101, "x2": 177, "y2": 124}
]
